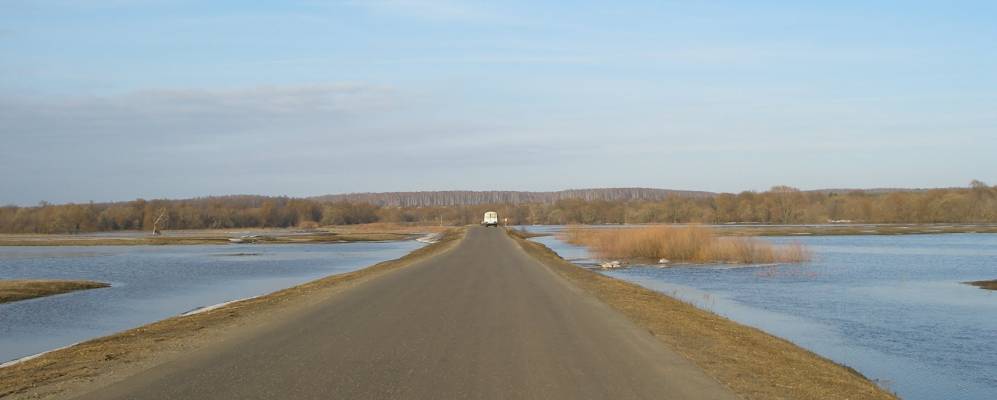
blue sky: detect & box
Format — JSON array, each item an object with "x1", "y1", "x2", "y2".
[{"x1": 2, "y1": 1, "x2": 995, "y2": 204}]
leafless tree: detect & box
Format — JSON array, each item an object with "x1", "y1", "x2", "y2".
[{"x1": 151, "y1": 208, "x2": 168, "y2": 236}]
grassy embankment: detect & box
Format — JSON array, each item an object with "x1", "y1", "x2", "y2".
[
  {"x1": 965, "y1": 280, "x2": 997, "y2": 290},
  {"x1": 0, "y1": 280, "x2": 110, "y2": 304},
  {"x1": 0, "y1": 228, "x2": 464, "y2": 400},
  {"x1": 0, "y1": 223, "x2": 445, "y2": 246},
  {"x1": 509, "y1": 230, "x2": 895, "y2": 400},
  {"x1": 562, "y1": 225, "x2": 810, "y2": 264}
]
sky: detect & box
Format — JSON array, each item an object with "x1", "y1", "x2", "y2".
[{"x1": 1, "y1": 0, "x2": 996, "y2": 205}]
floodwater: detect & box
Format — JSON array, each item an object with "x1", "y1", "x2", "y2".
[
  {"x1": 0, "y1": 241, "x2": 424, "y2": 363},
  {"x1": 527, "y1": 226, "x2": 997, "y2": 400}
]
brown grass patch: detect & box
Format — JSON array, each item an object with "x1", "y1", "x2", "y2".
[
  {"x1": 965, "y1": 279, "x2": 997, "y2": 290},
  {"x1": 562, "y1": 225, "x2": 811, "y2": 263},
  {"x1": 510, "y1": 230, "x2": 895, "y2": 400},
  {"x1": 0, "y1": 280, "x2": 109, "y2": 304}
]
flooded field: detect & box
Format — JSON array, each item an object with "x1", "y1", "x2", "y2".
[
  {"x1": 0, "y1": 241, "x2": 424, "y2": 363},
  {"x1": 527, "y1": 226, "x2": 997, "y2": 400}
]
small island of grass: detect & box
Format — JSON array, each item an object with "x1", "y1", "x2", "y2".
[
  {"x1": 561, "y1": 225, "x2": 811, "y2": 265},
  {"x1": 0, "y1": 279, "x2": 110, "y2": 304},
  {"x1": 965, "y1": 280, "x2": 997, "y2": 291}
]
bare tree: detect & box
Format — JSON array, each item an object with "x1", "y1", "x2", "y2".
[{"x1": 151, "y1": 208, "x2": 168, "y2": 236}]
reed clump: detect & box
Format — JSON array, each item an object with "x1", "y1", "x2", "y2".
[
  {"x1": 561, "y1": 225, "x2": 810, "y2": 264},
  {"x1": 965, "y1": 279, "x2": 997, "y2": 291}
]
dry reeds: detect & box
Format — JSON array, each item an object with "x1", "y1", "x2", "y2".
[
  {"x1": 561, "y1": 225, "x2": 811, "y2": 264},
  {"x1": 965, "y1": 279, "x2": 997, "y2": 291}
]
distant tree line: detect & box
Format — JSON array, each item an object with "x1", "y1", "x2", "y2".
[
  {"x1": 315, "y1": 188, "x2": 712, "y2": 207},
  {"x1": 0, "y1": 196, "x2": 380, "y2": 234},
  {"x1": 1, "y1": 182, "x2": 996, "y2": 234}
]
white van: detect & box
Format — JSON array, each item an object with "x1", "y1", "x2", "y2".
[{"x1": 482, "y1": 211, "x2": 499, "y2": 227}]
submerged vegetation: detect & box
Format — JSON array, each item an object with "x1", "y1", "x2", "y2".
[
  {"x1": 562, "y1": 225, "x2": 811, "y2": 264},
  {"x1": 1, "y1": 181, "x2": 996, "y2": 234}
]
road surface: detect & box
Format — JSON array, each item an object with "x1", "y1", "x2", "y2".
[{"x1": 77, "y1": 227, "x2": 736, "y2": 399}]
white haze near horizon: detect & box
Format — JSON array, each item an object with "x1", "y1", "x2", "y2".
[{"x1": 1, "y1": 1, "x2": 995, "y2": 205}]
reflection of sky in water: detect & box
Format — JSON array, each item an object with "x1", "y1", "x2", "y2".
[
  {"x1": 527, "y1": 227, "x2": 997, "y2": 400},
  {"x1": 0, "y1": 241, "x2": 424, "y2": 362}
]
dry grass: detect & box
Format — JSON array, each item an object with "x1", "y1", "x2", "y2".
[
  {"x1": 965, "y1": 279, "x2": 997, "y2": 290},
  {"x1": 0, "y1": 280, "x2": 110, "y2": 304},
  {"x1": 510, "y1": 230, "x2": 896, "y2": 400},
  {"x1": 562, "y1": 225, "x2": 811, "y2": 264},
  {"x1": 0, "y1": 229, "x2": 465, "y2": 399}
]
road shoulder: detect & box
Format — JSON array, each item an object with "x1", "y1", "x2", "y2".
[
  {"x1": 508, "y1": 229, "x2": 897, "y2": 400},
  {"x1": 0, "y1": 229, "x2": 464, "y2": 400}
]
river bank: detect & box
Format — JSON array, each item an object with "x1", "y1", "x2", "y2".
[
  {"x1": 526, "y1": 227, "x2": 997, "y2": 399},
  {"x1": 0, "y1": 229, "x2": 464, "y2": 399},
  {"x1": 509, "y1": 229, "x2": 897, "y2": 400}
]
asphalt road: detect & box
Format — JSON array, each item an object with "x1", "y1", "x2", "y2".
[{"x1": 77, "y1": 227, "x2": 736, "y2": 400}]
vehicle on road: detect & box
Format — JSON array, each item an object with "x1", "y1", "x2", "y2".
[{"x1": 482, "y1": 211, "x2": 499, "y2": 227}]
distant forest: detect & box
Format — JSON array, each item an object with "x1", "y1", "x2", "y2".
[
  {"x1": 1, "y1": 183, "x2": 996, "y2": 234},
  {"x1": 314, "y1": 188, "x2": 714, "y2": 206}
]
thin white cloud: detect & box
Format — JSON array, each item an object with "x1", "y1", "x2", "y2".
[
  {"x1": 343, "y1": 0, "x2": 489, "y2": 21},
  {"x1": 119, "y1": 84, "x2": 396, "y2": 115},
  {"x1": 0, "y1": 84, "x2": 398, "y2": 139}
]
